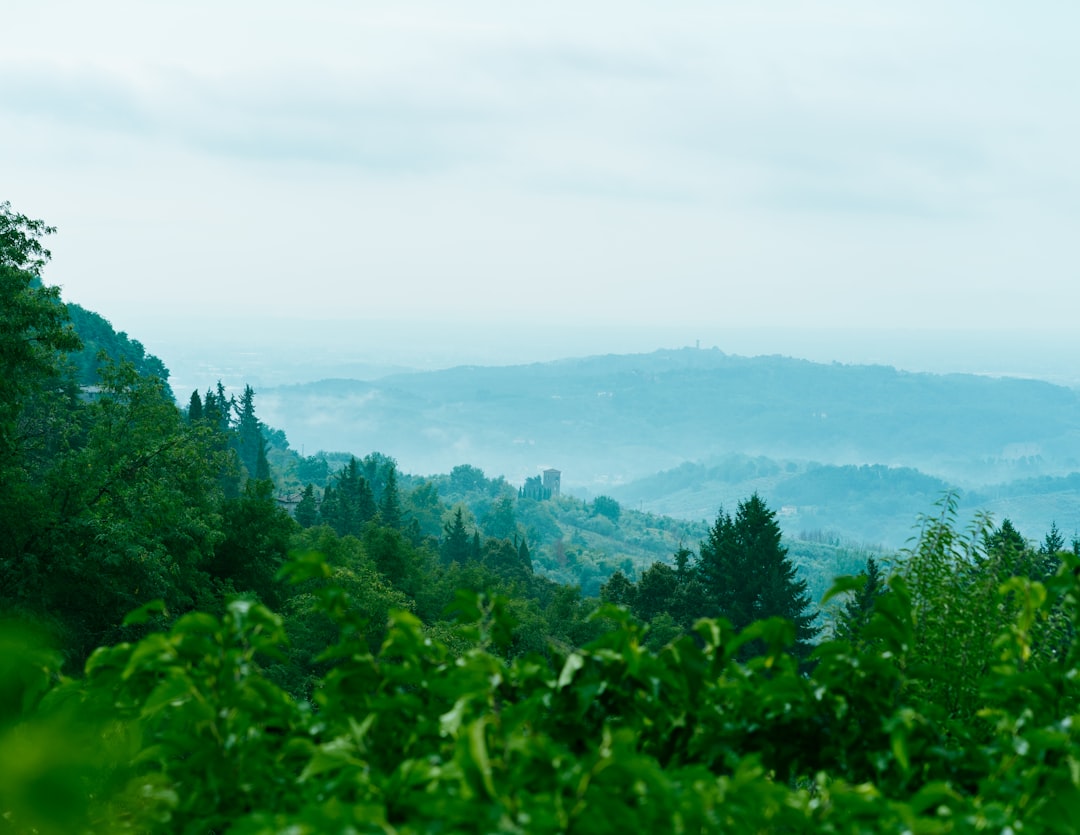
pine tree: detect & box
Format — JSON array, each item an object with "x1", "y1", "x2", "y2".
[
  {"x1": 1036, "y1": 522, "x2": 1066, "y2": 579},
  {"x1": 234, "y1": 384, "x2": 262, "y2": 480},
  {"x1": 835, "y1": 556, "x2": 885, "y2": 644},
  {"x1": 696, "y1": 493, "x2": 818, "y2": 656},
  {"x1": 441, "y1": 507, "x2": 472, "y2": 565},
  {"x1": 696, "y1": 508, "x2": 746, "y2": 626},
  {"x1": 328, "y1": 457, "x2": 378, "y2": 537},
  {"x1": 378, "y1": 466, "x2": 403, "y2": 530},
  {"x1": 295, "y1": 484, "x2": 318, "y2": 528}
]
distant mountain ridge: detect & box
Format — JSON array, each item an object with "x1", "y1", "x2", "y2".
[{"x1": 259, "y1": 347, "x2": 1080, "y2": 494}]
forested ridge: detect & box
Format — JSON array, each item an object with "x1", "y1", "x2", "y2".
[{"x1": 4, "y1": 201, "x2": 1080, "y2": 832}]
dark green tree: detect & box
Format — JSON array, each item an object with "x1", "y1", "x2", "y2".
[
  {"x1": 517, "y1": 537, "x2": 533, "y2": 574},
  {"x1": 696, "y1": 493, "x2": 819, "y2": 656},
  {"x1": 441, "y1": 507, "x2": 472, "y2": 565},
  {"x1": 634, "y1": 561, "x2": 679, "y2": 623},
  {"x1": 0, "y1": 203, "x2": 81, "y2": 463},
  {"x1": 378, "y1": 466, "x2": 403, "y2": 530},
  {"x1": 592, "y1": 495, "x2": 621, "y2": 523},
  {"x1": 294, "y1": 484, "x2": 318, "y2": 528},
  {"x1": 200, "y1": 382, "x2": 240, "y2": 498},
  {"x1": 186, "y1": 389, "x2": 204, "y2": 423},
  {"x1": 234, "y1": 384, "x2": 269, "y2": 481},
  {"x1": 255, "y1": 439, "x2": 271, "y2": 481},
  {"x1": 1036, "y1": 522, "x2": 1067, "y2": 579},
  {"x1": 211, "y1": 478, "x2": 295, "y2": 607},
  {"x1": 363, "y1": 524, "x2": 417, "y2": 592},
  {"x1": 599, "y1": 570, "x2": 636, "y2": 608},
  {"x1": 482, "y1": 538, "x2": 529, "y2": 584},
  {"x1": 834, "y1": 556, "x2": 886, "y2": 644},
  {"x1": 324, "y1": 457, "x2": 377, "y2": 537},
  {"x1": 484, "y1": 496, "x2": 518, "y2": 540},
  {"x1": 404, "y1": 480, "x2": 445, "y2": 539}
]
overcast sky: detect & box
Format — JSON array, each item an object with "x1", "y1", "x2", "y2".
[{"x1": 6, "y1": 2, "x2": 1080, "y2": 351}]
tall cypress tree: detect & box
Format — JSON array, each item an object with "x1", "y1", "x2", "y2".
[{"x1": 187, "y1": 389, "x2": 203, "y2": 423}]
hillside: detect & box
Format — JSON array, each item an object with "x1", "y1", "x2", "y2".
[{"x1": 258, "y1": 348, "x2": 1080, "y2": 492}]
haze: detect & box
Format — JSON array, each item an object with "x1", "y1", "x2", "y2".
[{"x1": 5, "y1": 1, "x2": 1080, "y2": 373}]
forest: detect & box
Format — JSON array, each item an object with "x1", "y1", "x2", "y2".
[{"x1": 3, "y1": 200, "x2": 1080, "y2": 832}]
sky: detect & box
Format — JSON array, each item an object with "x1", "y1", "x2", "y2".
[{"x1": 5, "y1": 2, "x2": 1080, "y2": 378}]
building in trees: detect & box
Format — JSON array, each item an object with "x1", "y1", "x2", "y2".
[{"x1": 542, "y1": 468, "x2": 561, "y2": 497}]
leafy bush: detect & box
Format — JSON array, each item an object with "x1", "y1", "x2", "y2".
[{"x1": 4, "y1": 517, "x2": 1080, "y2": 832}]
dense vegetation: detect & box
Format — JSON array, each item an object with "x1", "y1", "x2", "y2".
[{"x1": 4, "y1": 201, "x2": 1080, "y2": 831}]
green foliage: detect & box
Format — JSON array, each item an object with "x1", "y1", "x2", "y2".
[
  {"x1": 211, "y1": 478, "x2": 297, "y2": 607},
  {"x1": 591, "y1": 495, "x2": 621, "y2": 523},
  {"x1": 834, "y1": 556, "x2": 886, "y2": 644},
  {"x1": 0, "y1": 204, "x2": 81, "y2": 460},
  {"x1": 64, "y1": 303, "x2": 172, "y2": 397},
  {"x1": 5, "y1": 527, "x2": 1080, "y2": 832},
  {"x1": 697, "y1": 494, "x2": 819, "y2": 656},
  {"x1": 441, "y1": 506, "x2": 473, "y2": 565},
  {"x1": 2, "y1": 359, "x2": 226, "y2": 664},
  {"x1": 294, "y1": 483, "x2": 319, "y2": 528}
]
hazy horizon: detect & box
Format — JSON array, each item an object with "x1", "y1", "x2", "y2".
[
  {"x1": 9, "y1": 2, "x2": 1080, "y2": 345},
  {"x1": 109, "y1": 310, "x2": 1080, "y2": 408}
]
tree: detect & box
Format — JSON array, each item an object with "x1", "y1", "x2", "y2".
[
  {"x1": 599, "y1": 570, "x2": 636, "y2": 608},
  {"x1": 482, "y1": 538, "x2": 529, "y2": 584},
  {"x1": 186, "y1": 389, "x2": 204, "y2": 423},
  {"x1": 834, "y1": 556, "x2": 886, "y2": 644},
  {"x1": 4, "y1": 360, "x2": 225, "y2": 663},
  {"x1": 1036, "y1": 522, "x2": 1067, "y2": 579},
  {"x1": 211, "y1": 478, "x2": 296, "y2": 607},
  {"x1": 633, "y1": 561, "x2": 679, "y2": 623},
  {"x1": 363, "y1": 524, "x2": 418, "y2": 592},
  {"x1": 441, "y1": 507, "x2": 472, "y2": 565},
  {"x1": 294, "y1": 484, "x2": 319, "y2": 528},
  {"x1": 0, "y1": 203, "x2": 81, "y2": 461},
  {"x1": 404, "y1": 480, "x2": 445, "y2": 539},
  {"x1": 234, "y1": 384, "x2": 269, "y2": 481},
  {"x1": 484, "y1": 496, "x2": 518, "y2": 540},
  {"x1": 517, "y1": 537, "x2": 533, "y2": 575},
  {"x1": 378, "y1": 466, "x2": 403, "y2": 530},
  {"x1": 592, "y1": 495, "x2": 621, "y2": 524},
  {"x1": 323, "y1": 457, "x2": 377, "y2": 537},
  {"x1": 449, "y1": 464, "x2": 487, "y2": 495},
  {"x1": 695, "y1": 493, "x2": 819, "y2": 656}
]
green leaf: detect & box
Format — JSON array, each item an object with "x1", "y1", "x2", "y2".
[
  {"x1": 140, "y1": 673, "x2": 196, "y2": 719},
  {"x1": 909, "y1": 781, "x2": 960, "y2": 815},
  {"x1": 276, "y1": 550, "x2": 332, "y2": 585},
  {"x1": 466, "y1": 719, "x2": 496, "y2": 799},
  {"x1": 122, "y1": 598, "x2": 166, "y2": 627},
  {"x1": 558, "y1": 652, "x2": 585, "y2": 690},
  {"x1": 821, "y1": 575, "x2": 867, "y2": 605}
]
